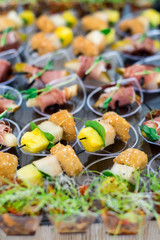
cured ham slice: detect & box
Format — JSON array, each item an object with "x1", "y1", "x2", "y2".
[
  {"x1": 23, "y1": 64, "x2": 69, "y2": 84},
  {"x1": 94, "y1": 86, "x2": 135, "y2": 109},
  {"x1": 0, "y1": 120, "x2": 17, "y2": 147},
  {"x1": 123, "y1": 65, "x2": 160, "y2": 90},
  {"x1": 0, "y1": 60, "x2": 12, "y2": 83},
  {"x1": 65, "y1": 56, "x2": 111, "y2": 83},
  {"x1": 0, "y1": 98, "x2": 19, "y2": 113},
  {"x1": 26, "y1": 85, "x2": 78, "y2": 112},
  {"x1": 143, "y1": 117, "x2": 160, "y2": 135},
  {"x1": 0, "y1": 31, "x2": 20, "y2": 52},
  {"x1": 37, "y1": 89, "x2": 66, "y2": 112}
]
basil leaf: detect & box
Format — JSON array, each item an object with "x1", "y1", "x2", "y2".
[
  {"x1": 47, "y1": 142, "x2": 55, "y2": 149},
  {"x1": 30, "y1": 121, "x2": 37, "y2": 131},
  {"x1": 140, "y1": 125, "x2": 160, "y2": 141},
  {"x1": 100, "y1": 28, "x2": 111, "y2": 35},
  {"x1": 85, "y1": 120, "x2": 106, "y2": 147},
  {"x1": 43, "y1": 132, "x2": 54, "y2": 142},
  {"x1": 103, "y1": 170, "x2": 114, "y2": 177}
]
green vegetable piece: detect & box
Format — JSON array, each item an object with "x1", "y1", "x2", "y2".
[
  {"x1": 138, "y1": 33, "x2": 147, "y2": 43},
  {"x1": 100, "y1": 28, "x2": 111, "y2": 35},
  {"x1": 0, "y1": 27, "x2": 13, "y2": 47},
  {"x1": 103, "y1": 170, "x2": 114, "y2": 177},
  {"x1": 2, "y1": 92, "x2": 16, "y2": 100},
  {"x1": 85, "y1": 120, "x2": 106, "y2": 147}
]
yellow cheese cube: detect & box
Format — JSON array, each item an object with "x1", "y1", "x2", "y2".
[
  {"x1": 78, "y1": 127, "x2": 103, "y2": 152},
  {"x1": 17, "y1": 164, "x2": 43, "y2": 185},
  {"x1": 21, "y1": 128, "x2": 49, "y2": 153}
]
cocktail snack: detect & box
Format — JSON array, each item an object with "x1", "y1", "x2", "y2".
[
  {"x1": 112, "y1": 34, "x2": 160, "y2": 58},
  {"x1": 0, "y1": 31, "x2": 21, "y2": 53},
  {"x1": 0, "y1": 120, "x2": 17, "y2": 147},
  {"x1": 26, "y1": 85, "x2": 78, "y2": 112},
  {"x1": 117, "y1": 64, "x2": 160, "y2": 91},
  {"x1": 51, "y1": 143, "x2": 83, "y2": 176},
  {"x1": 0, "y1": 152, "x2": 18, "y2": 185},
  {"x1": 102, "y1": 111, "x2": 130, "y2": 142},
  {"x1": 113, "y1": 148, "x2": 148, "y2": 170},
  {"x1": 36, "y1": 11, "x2": 77, "y2": 33},
  {"x1": 49, "y1": 110, "x2": 76, "y2": 142},
  {"x1": 30, "y1": 26, "x2": 73, "y2": 55},
  {"x1": 64, "y1": 56, "x2": 111, "y2": 83}
]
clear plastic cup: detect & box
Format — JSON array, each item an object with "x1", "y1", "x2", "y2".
[
  {"x1": 18, "y1": 117, "x2": 77, "y2": 157},
  {"x1": 0, "y1": 118, "x2": 20, "y2": 153},
  {"x1": 0, "y1": 85, "x2": 22, "y2": 109},
  {"x1": 147, "y1": 153, "x2": 160, "y2": 175},
  {"x1": 0, "y1": 49, "x2": 21, "y2": 85},
  {"x1": 87, "y1": 77, "x2": 143, "y2": 117},
  {"x1": 32, "y1": 73, "x2": 86, "y2": 117},
  {"x1": 138, "y1": 117, "x2": 160, "y2": 147}
]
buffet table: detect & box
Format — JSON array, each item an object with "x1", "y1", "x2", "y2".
[{"x1": 0, "y1": 222, "x2": 159, "y2": 240}]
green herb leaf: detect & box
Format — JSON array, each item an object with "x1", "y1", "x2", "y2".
[
  {"x1": 100, "y1": 28, "x2": 111, "y2": 35},
  {"x1": 103, "y1": 170, "x2": 114, "y2": 177},
  {"x1": 0, "y1": 27, "x2": 13, "y2": 47},
  {"x1": 85, "y1": 120, "x2": 106, "y2": 147},
  {"x1": 21, "y1": 85, "x2": 51, "y2": 100},
  {"x1": 29, "y1": 61, "x2": 54, "y2": 82},
  {"x1": 101, "y1": 82, "x2": 121, "y2": 111},
  {"x1": 85, "y1": 55, "x2": 105, "y2": 75},
  {"x1": 138, "y1": 33, "x2": 147, "y2": 43},
  {"x1": 0, "y1": 107, "x2": 12, "y2": 119},
  {"x1": 140, "y1": 125, "x2": 160, "y2": 142},
  {"x1": 22, "y1": 17, "x2": 28, "y2": 25},
  {"x1": 66, "y1": 21, "x2": 72, "y2": 28},
  {"x1": 154, "y1": 67, "x2": 160, "y2": 73},
  {"x1": 30, "y1": 121, "x2": 37, "y2": 130},
  {"x1": 1, "y1": 92, "x2": 16, "y2": 100},
  {"x1": 30, "y1": 121, "x2": 54, "y2": 149}
]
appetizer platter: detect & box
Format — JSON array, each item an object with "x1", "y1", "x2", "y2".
[{"x1": 0, "y1": 1, "x2": 160, "y2": 239}]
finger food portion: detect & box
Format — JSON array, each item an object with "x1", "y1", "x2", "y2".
[
  {"x1": 0, "y1": 152, "x2": 18, "y2": 186},
  {"x1": 0, "y1": 31, "x2": 21, "y2": 53},
  {"x1": 78, "y1": 112, "x2": 132, "y2": 154},
  {"x1": 0, "y1": 119, "x2": 18, "y2": 148},
  {"x1": 73, "y1": 29, "x2": 115, "y2": 57},
  {"x1": 30, "y1": 26, "x2": 73, "y2": 56},
  {"x1": 118, "y1": 9, "x2": 160, "y2": 36},
  {"x1": 36, "y1": 11, "x2": 77, "y2": 33},
  {"x1": 64, "y1": 56, "x2": 111, "y2": 83},
  {"x1": 20, "y1": 110, "x2": 77, "y2": 155},
  {"x1": 139, "y1": 110, "x2": 160, "y2": 145},
  {"x1": 117, "y1": 64, "x2": 160, "y2": 91},
  {"x1": 112, "y1": 34, "x2": 160, "y2": 59}
]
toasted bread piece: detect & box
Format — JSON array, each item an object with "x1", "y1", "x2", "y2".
[
  {"x1": 64, "y1": 59, "x2": 80, "y2": 72},
  {"x1": 49, "y1": 110, "x2": 76, "y2": 142},
  {"x1": 36, "y1": 15, "x2": 55, "y2": 33},
  {"x1": 119, "y1": 18, "x2": 146, "y2": 35},
  {"x1": 113, "y1": 148, "x2": 148, "y2": 170},
  {"x1": 82, "y1": 15, "x2": 107, "y2": 31},
  {"x1": 73, "y1": 36, "x2": 99, "y2": 57},
  {"x1": 51, "y1": 143, "x2": 83, "y2": 176},
  {"x1": 0, "y1": 152, "x2": 18, "y2": 185},
  {"x1": 102, "y1": 112, "x2": 130, "y2": 142},
  {"x1": 64, "y1": 84, "x2": 78, "y2": 100}
]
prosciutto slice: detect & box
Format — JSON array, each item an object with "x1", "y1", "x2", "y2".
[
  {"x1": 0, "y1": 60, "x2": 12, "y2": 83},
  {"x1": 0, "y1": 31, "x2": 20, "y2": 52},
  {"x1": 95, "y1": 86, "x2": 135, "y2": 110},
  {"x1": 24, "y1": 65, "x2": 67, "y2": 84},
  {"x1": 0, "y1": 120, "x2": 12, "y2": 145},
  {"x1": 37, "y1": 88, "x2": 66, "y2": 112},
  {"x1": 0, "y1": 98, "x2": 14, "y2": 113},
  {"x1": 143, "y1": 117, "x2": 160, "y2": 135},
  {"x1": 77, "y1": 56, "x2": 107, "y2": 81},
  {"x1": 124, "y1": 65, "x2": 159, "y2": 90}
]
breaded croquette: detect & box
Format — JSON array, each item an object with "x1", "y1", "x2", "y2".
[
  {"x1": 0, "y1": 152, "x2": 18, "y2": 185},
  {"x1": 49, "y1": 110, "x2": 76, "y2": 142},
  {"x1": 82, "y1": 15, "x2": 107, "y2": 31},
  {"x1": 73, "y1": 36, "x2": 99, "y2": 57},
  {"x1": 51, "y1": 143, "x2": 83, "y2": 176},
  {"x1": 113, "y1": 148, "x2": 148, "y2": 170},
  {"x1": 36, "y1": 15, "x2": 55, "y2": 33},
  {"x1": 102, "y1": 112, "x2": 130, "y2": 142}
]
